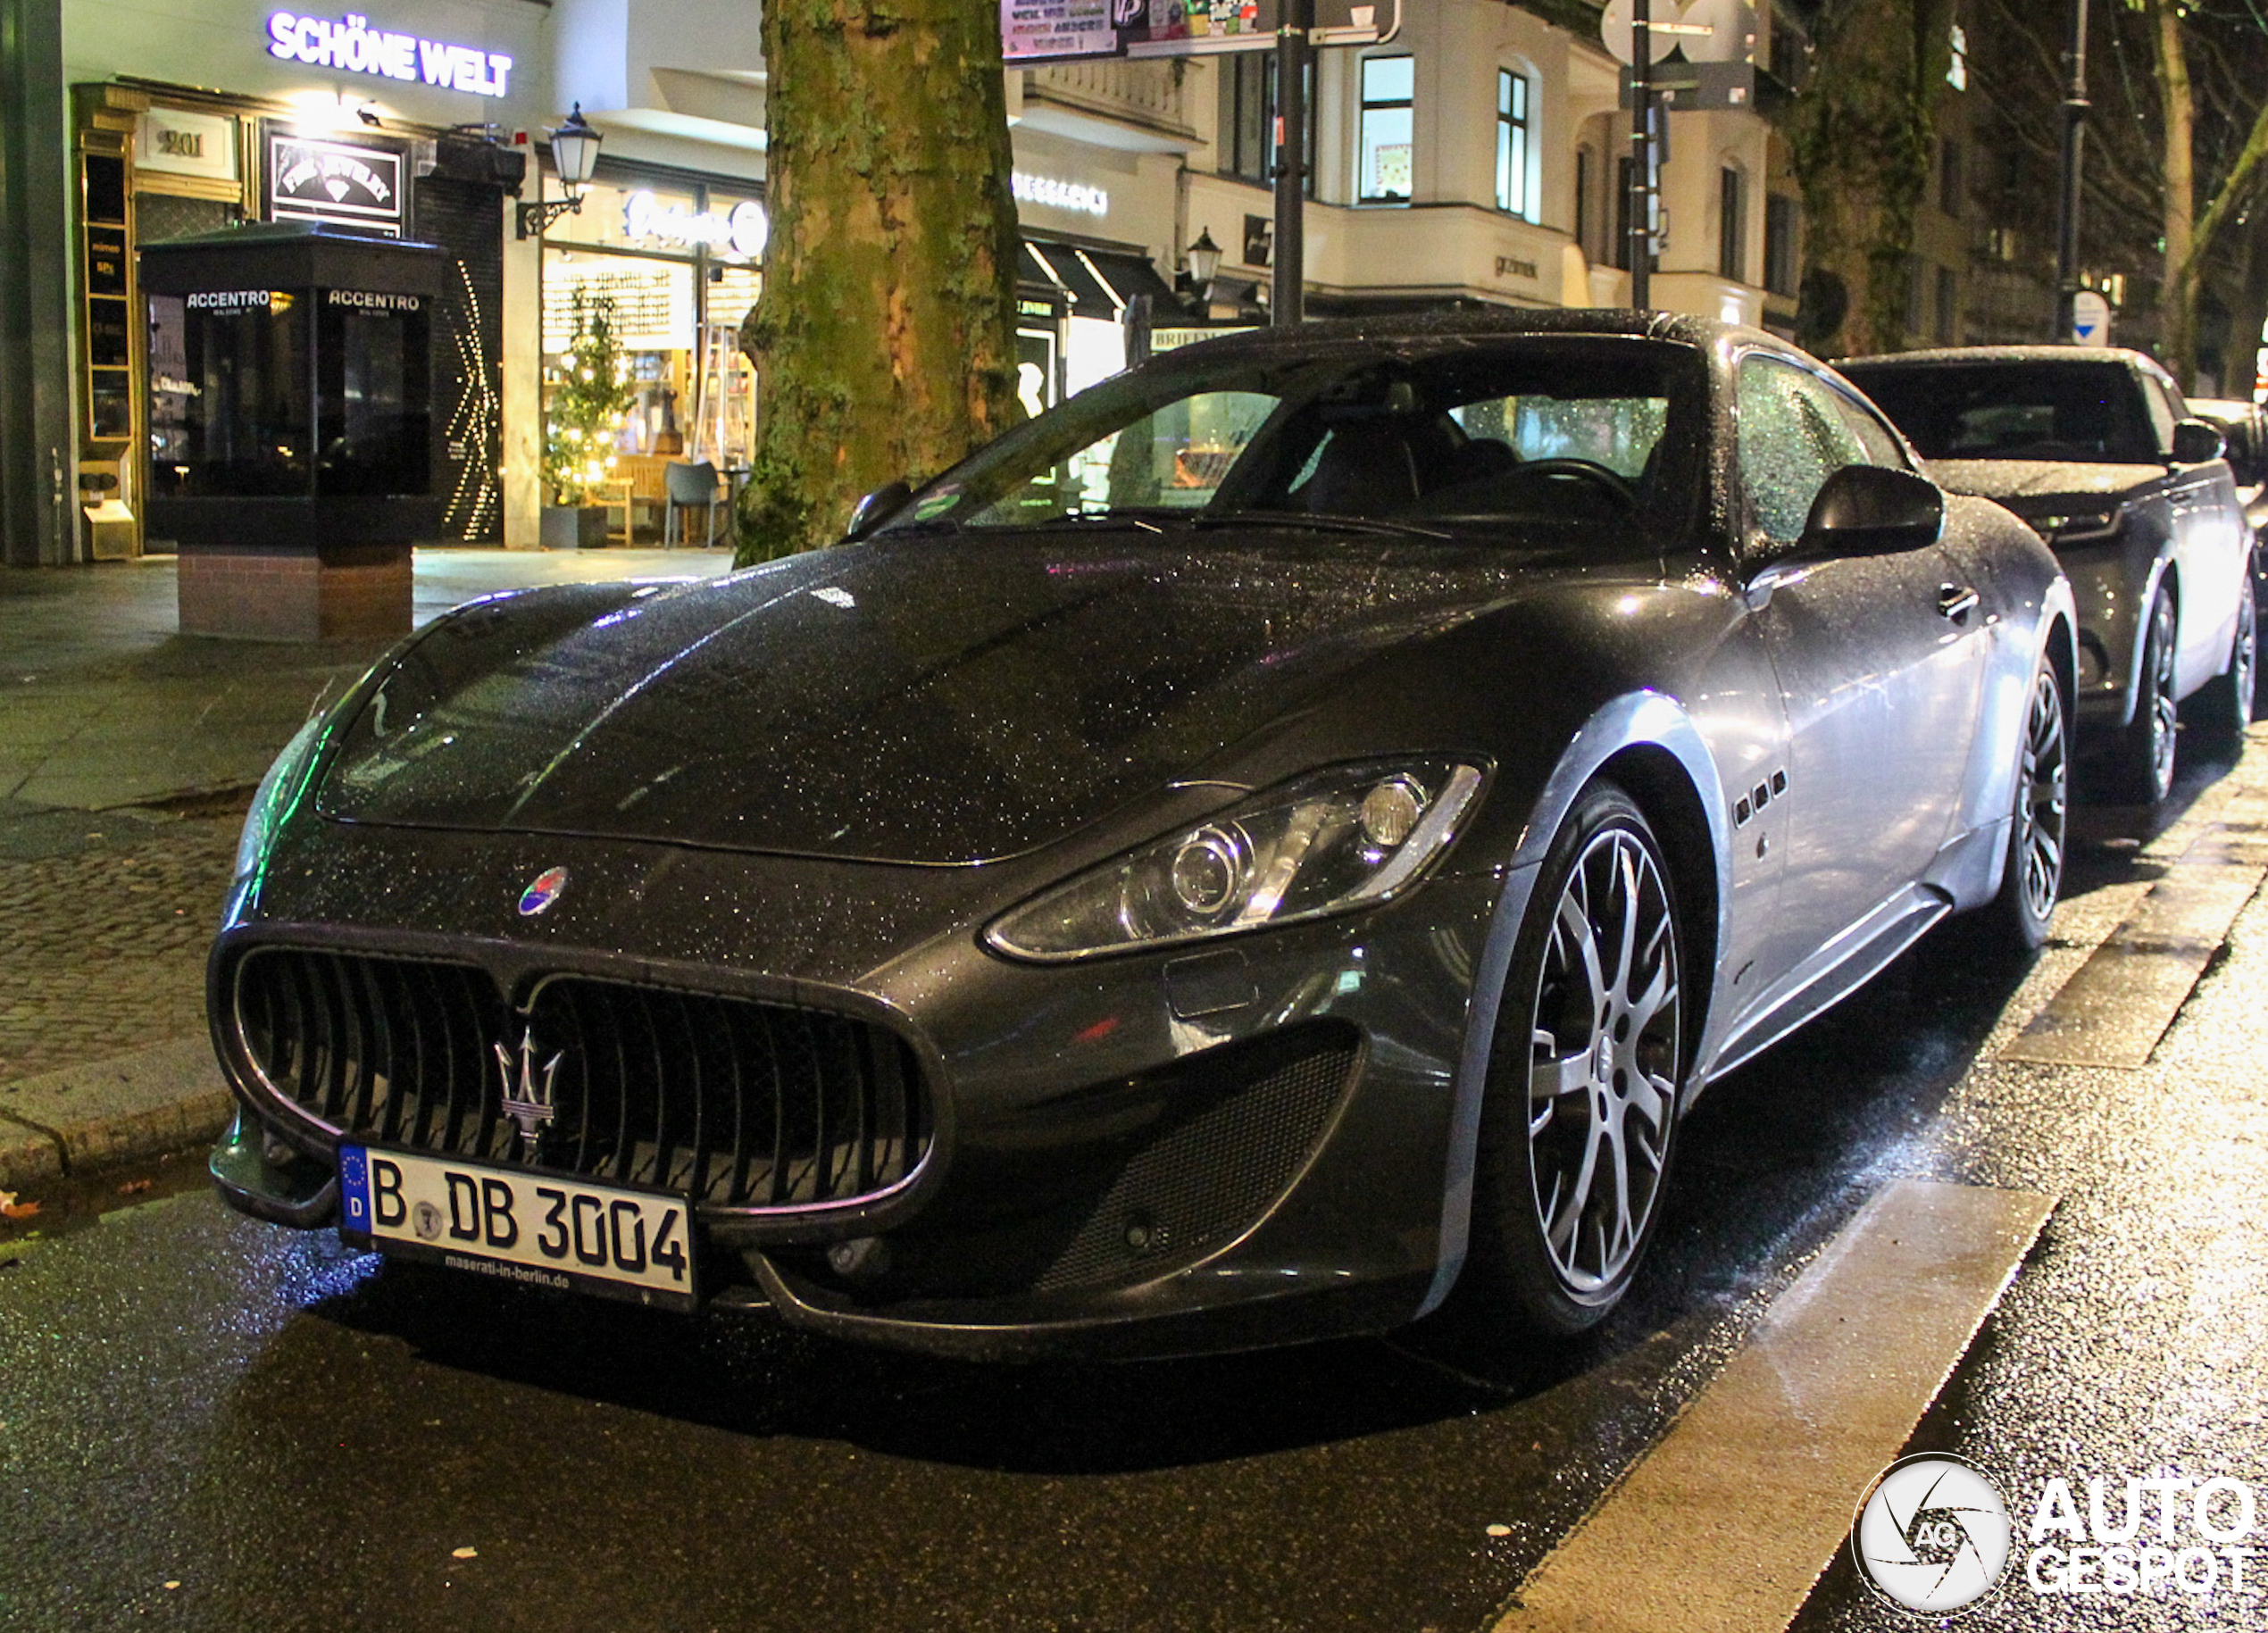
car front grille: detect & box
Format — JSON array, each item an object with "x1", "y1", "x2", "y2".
[{"x1": 229, "y1": 947, "x2": 931, "y2": 1211}]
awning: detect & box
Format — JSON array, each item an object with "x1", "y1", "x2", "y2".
[
  {"x1": 1023, "y1": 239, "x2": 1178, "y2": 321},
  {"x1": 1084, "y1": 248, "x2": 1179, "y2": 313}
]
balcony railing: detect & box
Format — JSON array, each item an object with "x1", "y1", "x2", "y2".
[{"x1": 1028, "y1": 58, "x2": 1194, "y2": 140}]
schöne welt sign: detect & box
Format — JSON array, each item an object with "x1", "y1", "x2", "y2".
[{"x1": 266, "y1": 11, "x2": 513, "y2": 96}]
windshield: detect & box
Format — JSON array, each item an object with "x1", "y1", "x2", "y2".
[
  {"x1": 878, "y1": 338, "x2": 1704, "y2": 541},
  {"x1": 1843, "y1": 361, "x2": 2162, "y2": 464}
]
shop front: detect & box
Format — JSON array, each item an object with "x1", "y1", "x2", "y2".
[
  {"x1": 52, "y1": 0, "x2": 545, "y2": 562},
  {"x1": 538, "y1": 166, "x2": 763, "y2": 544}
]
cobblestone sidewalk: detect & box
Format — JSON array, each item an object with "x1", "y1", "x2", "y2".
[{"x1": 0, "y1": 797, "x2": 246, "y2": 1086}]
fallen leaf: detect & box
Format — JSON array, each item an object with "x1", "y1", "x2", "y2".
[
  {"x1": 163, "y1": 1581, "x2": 181, "y2": 1591},
  {"x1": 118, "y1": 1179, "x2": 154, "y2": 1196},
  {"x1": 0, "y1": 1195, "x2": 39, "y2": 1221},
  {"x1": 451, "y1": 1546, "x2": 478, "y2": 1560}
]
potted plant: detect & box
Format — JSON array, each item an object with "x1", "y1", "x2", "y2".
[{"x1": 541, "y1": 289, "x2": 636, "y2": 548}]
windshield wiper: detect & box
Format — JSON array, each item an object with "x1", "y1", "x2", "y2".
[{"x1": 1200, "y1": 509, "x2": 1453, "y2": 541}]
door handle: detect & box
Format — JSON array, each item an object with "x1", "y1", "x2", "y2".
[{"x1": 1939, "y1": 584, "x2": 1980, "y2": 622}]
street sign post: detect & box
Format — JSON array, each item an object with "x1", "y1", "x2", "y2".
[{"x1": 2070, "y1": 289, "x2": 2111, "y2": 346}]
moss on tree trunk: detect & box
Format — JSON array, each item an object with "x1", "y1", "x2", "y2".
[
  {"x1": 736, "y1": 0, "x2": 1021, "y2": 563},
  {"x1": 1786, "y1": 0, "x2": 1951, "y2": 358}
]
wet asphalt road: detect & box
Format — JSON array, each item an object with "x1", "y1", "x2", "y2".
[{"x1": 4, "y1": 739, "x2": 2266, "y2": 1633}]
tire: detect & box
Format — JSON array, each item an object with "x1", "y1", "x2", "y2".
[
  {"x1": 2112, "y1": 582, "x2": 2180, "y2": 805},
  {"x1": 1457, "y1": 781, "x2": 1686, "y2": 1338},
  {"x1": 2190, "y1": 554, "x2": 2257, "y2": 740},
  {"x1": 1983, "y1": 656, "x2": 2068, "y2": 951}
]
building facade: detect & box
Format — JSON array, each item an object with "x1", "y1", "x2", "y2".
[{"x1": 2, "y1": 0, "x2": 1808, "y2": 567}]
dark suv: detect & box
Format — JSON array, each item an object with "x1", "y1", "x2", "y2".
[{"x1": 1840, "y1": 346, "x2": 2255, "y2": 804}]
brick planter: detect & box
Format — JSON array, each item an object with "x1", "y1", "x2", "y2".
[{"x1": 177, "y1": 540, "x2": 413, "y2": 641}]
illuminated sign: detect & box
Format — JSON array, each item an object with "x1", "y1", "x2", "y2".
[
  {"x1": 269, "y1": 134, "x2": 404, "y2": 233},
  {"x1": 327, "y1": 290, "x2": 422, "y2": 311},
  {"x1": 622, "y1": 190, "x2": 769, "y2": 260},
  {"x1": 266, "y1": 12, "x2": 513, "y2": 97},
  {"x1": 1012, "y1": 171, "x2": 1108, "y2": 218}
]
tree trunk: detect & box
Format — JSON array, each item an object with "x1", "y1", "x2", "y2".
[
  {"x1": 2155, "y1": 0, "x2": 2198, "y2": 383},
  {"x1": 1786, "y1": 0, "x2": 1951, "y2": 357},
  {"x1": 737, "y1": 0, "x2": 1021, "y2": 563}
]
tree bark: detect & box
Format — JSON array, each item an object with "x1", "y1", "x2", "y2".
[
  {"x1": 1785, "y1": 0, "x2": 1951, "y2": 357},
  {"x1": 737, "y1": 0, "x2": 1021, "y2": 563},
  {"x1": 2155, "y1": 0, "x2": 2198, "y2": 381}
]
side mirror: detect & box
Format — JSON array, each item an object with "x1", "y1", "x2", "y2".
[
  {"x1": 2172, "y1": 419, "x2": 2228, "y2": 465},
  {"x1": 845, "y1": 479, "x2": 913, "y2": 540},
  {"x1": 1800, "y1": 463, "x2": 1944, "y2": 554}
]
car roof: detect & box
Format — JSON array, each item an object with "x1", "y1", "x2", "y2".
[
  {"x1": 1837, "y1": 344, "x2": 2147, "y2": 371},
  {"x1": 1152, "y1": 306, "x2": 1797, "y2": 366}
]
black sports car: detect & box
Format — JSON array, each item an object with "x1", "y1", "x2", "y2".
[
  {"x1": 1839, "y1": 346, "x2": 2254, "y2": 804},
  {"x1": 209, "y1": 312, "x2": 2076, "y2": 1359}
]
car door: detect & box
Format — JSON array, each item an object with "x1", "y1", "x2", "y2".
[
  {"x1": 1734, "y1": 354, "x2": 1993, "y2": 982},
  {"x1": 2147, "y1": 369, "x2": 2248, "y2": 696}
]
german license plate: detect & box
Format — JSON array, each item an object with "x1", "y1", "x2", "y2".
[{"x1": 337, "y1": 1145, "x2": 696, "y2": 1312}]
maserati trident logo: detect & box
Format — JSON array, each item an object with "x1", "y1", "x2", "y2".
[{"x1": 492, "y1": 1029, "x2": 564, "y2": 1152}]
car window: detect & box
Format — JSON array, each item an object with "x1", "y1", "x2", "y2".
[
  {"x1": 1827, "y1": 387, "x2": 1909, "y2": 468},
  {"x1": 1738, "y1": 355, "x2": 1867, "y2": 543},
  {"x1": 2139, "y1": 371, "x2": 2180, "y2": 455},
  {"x1": 1840, "y1": 361, "x2": 2161, "y2": 462},
  {"x1": 884, "y1": 338, "x2": 1708, "y2": 542},
  {"x1": 962, "y1": 389, "x2": 1283, "y2": 524}
]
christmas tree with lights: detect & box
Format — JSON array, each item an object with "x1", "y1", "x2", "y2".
[{"x1": 543, "y1": 289, "x2": 636, "y2": 506}]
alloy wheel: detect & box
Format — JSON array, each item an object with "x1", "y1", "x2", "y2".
[
  {"x1": 2234, "y1": 585, "x2": 2257, "y2": 726},
  {"x1": 2146, "y1": 590, "x2": 2179, "y2": 798},
  {"x1": 1525, "y1": 823, "x2": 1681, "y2": 1296},
  {"x1": 2014, "y1": 667, "x2": 2068, "y2": 925}
]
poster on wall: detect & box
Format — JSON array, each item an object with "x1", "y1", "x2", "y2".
[
  {"x1": 1002, "y1": 0, "x2": 1397, "y2": 63},
  {"x1": 266, "y1": 129, "x2": 406, "y2": 235}
]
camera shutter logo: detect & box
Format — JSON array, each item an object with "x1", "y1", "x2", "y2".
[{"x1": 1852, "y1": 1454, "x2": 2013, "y2": 1613}]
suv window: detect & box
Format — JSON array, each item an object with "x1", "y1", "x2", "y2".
[
  {"x1": 1738, "y1": 354, "x2": 1869, "y2": 543},
  {"x1": 1839, "y1": 360, "x2": 2160, "y2": 463}
]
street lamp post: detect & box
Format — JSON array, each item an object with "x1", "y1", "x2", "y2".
[
  {"x1": 516, "y1": 105, "x2": 605, "y2": 240},
  {"x1": 2053, "y1": 0, "x2": 2089, "y2": 341}
]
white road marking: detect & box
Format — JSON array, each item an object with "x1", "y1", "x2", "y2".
[{"x1": 1492, "y1": 1179, "x2": 2055, "y2": 1633}]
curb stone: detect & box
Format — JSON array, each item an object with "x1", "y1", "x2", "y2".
[{"x1": 0, "y1": 1036, "x2": 232, "y2": 1193}]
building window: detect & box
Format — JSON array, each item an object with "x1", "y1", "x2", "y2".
[
  {"x1": 1497, "y1": 70, "x2": 1531, "y2": 219},
  {"x1": 1764, "y1": 194, "x2": 1797, "y2": 296},
  {"x1": 1939, "y1": 138, "x2": 1963, "y2": 217},
  {"x1": 1218, "y1": 52, "x2": 1313, "y2": 196},
  {"x1": 1935, "y1": 264, "x2": 1958, "y2": 343},
  {"x1": 1719, "y1": 166, "x2": 1745, "y2": 282},
  {"x1": 1358, "y1": 55, "x2": 1414, "y2": 204}
]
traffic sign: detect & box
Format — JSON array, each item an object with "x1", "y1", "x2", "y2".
[
  {"x1": 2071, "y1": 289, "x2": 2111, "y2": 346},
  {"x1": 1601, "y1": 0, "x2": 1753, "y2": 68}
]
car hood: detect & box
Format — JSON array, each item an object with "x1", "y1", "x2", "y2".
[
  {"x1": 1922, "y1": 458, "x2": 2159, "y2": 505},
  {"x1": 317, "y1": 530, "x2": 1589, "y2": 865}
]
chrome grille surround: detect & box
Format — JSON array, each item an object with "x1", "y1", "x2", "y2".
[{"x1": 227, "y1": 946, "x2": 933, "y2": 1213}]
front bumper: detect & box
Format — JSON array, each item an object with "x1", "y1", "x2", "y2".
[{"x1": 211, "y1": 819, "x2": 1504, "y2": 1359}]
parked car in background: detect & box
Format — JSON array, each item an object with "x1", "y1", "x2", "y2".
[
  {"x1": 206, "y1": 312, "x2": 2076, "y2": 1359},
  {"x1": 1840, "y1": 346, "x2": 2254, "y2": 804},
  {"x1": 2189, "y1": 395, "x2": 2268, "y2": 690}
]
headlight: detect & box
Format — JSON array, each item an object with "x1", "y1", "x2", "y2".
[
  {"x1": 234, "y1": 713, "x2": 326, "y2": 880},
  {"x1": 985, "y1": 760, "x2": 1486, "y2": 962},
  {"x1": 2030, "y1": 507, "x2": 2120, "y2": 542}
]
